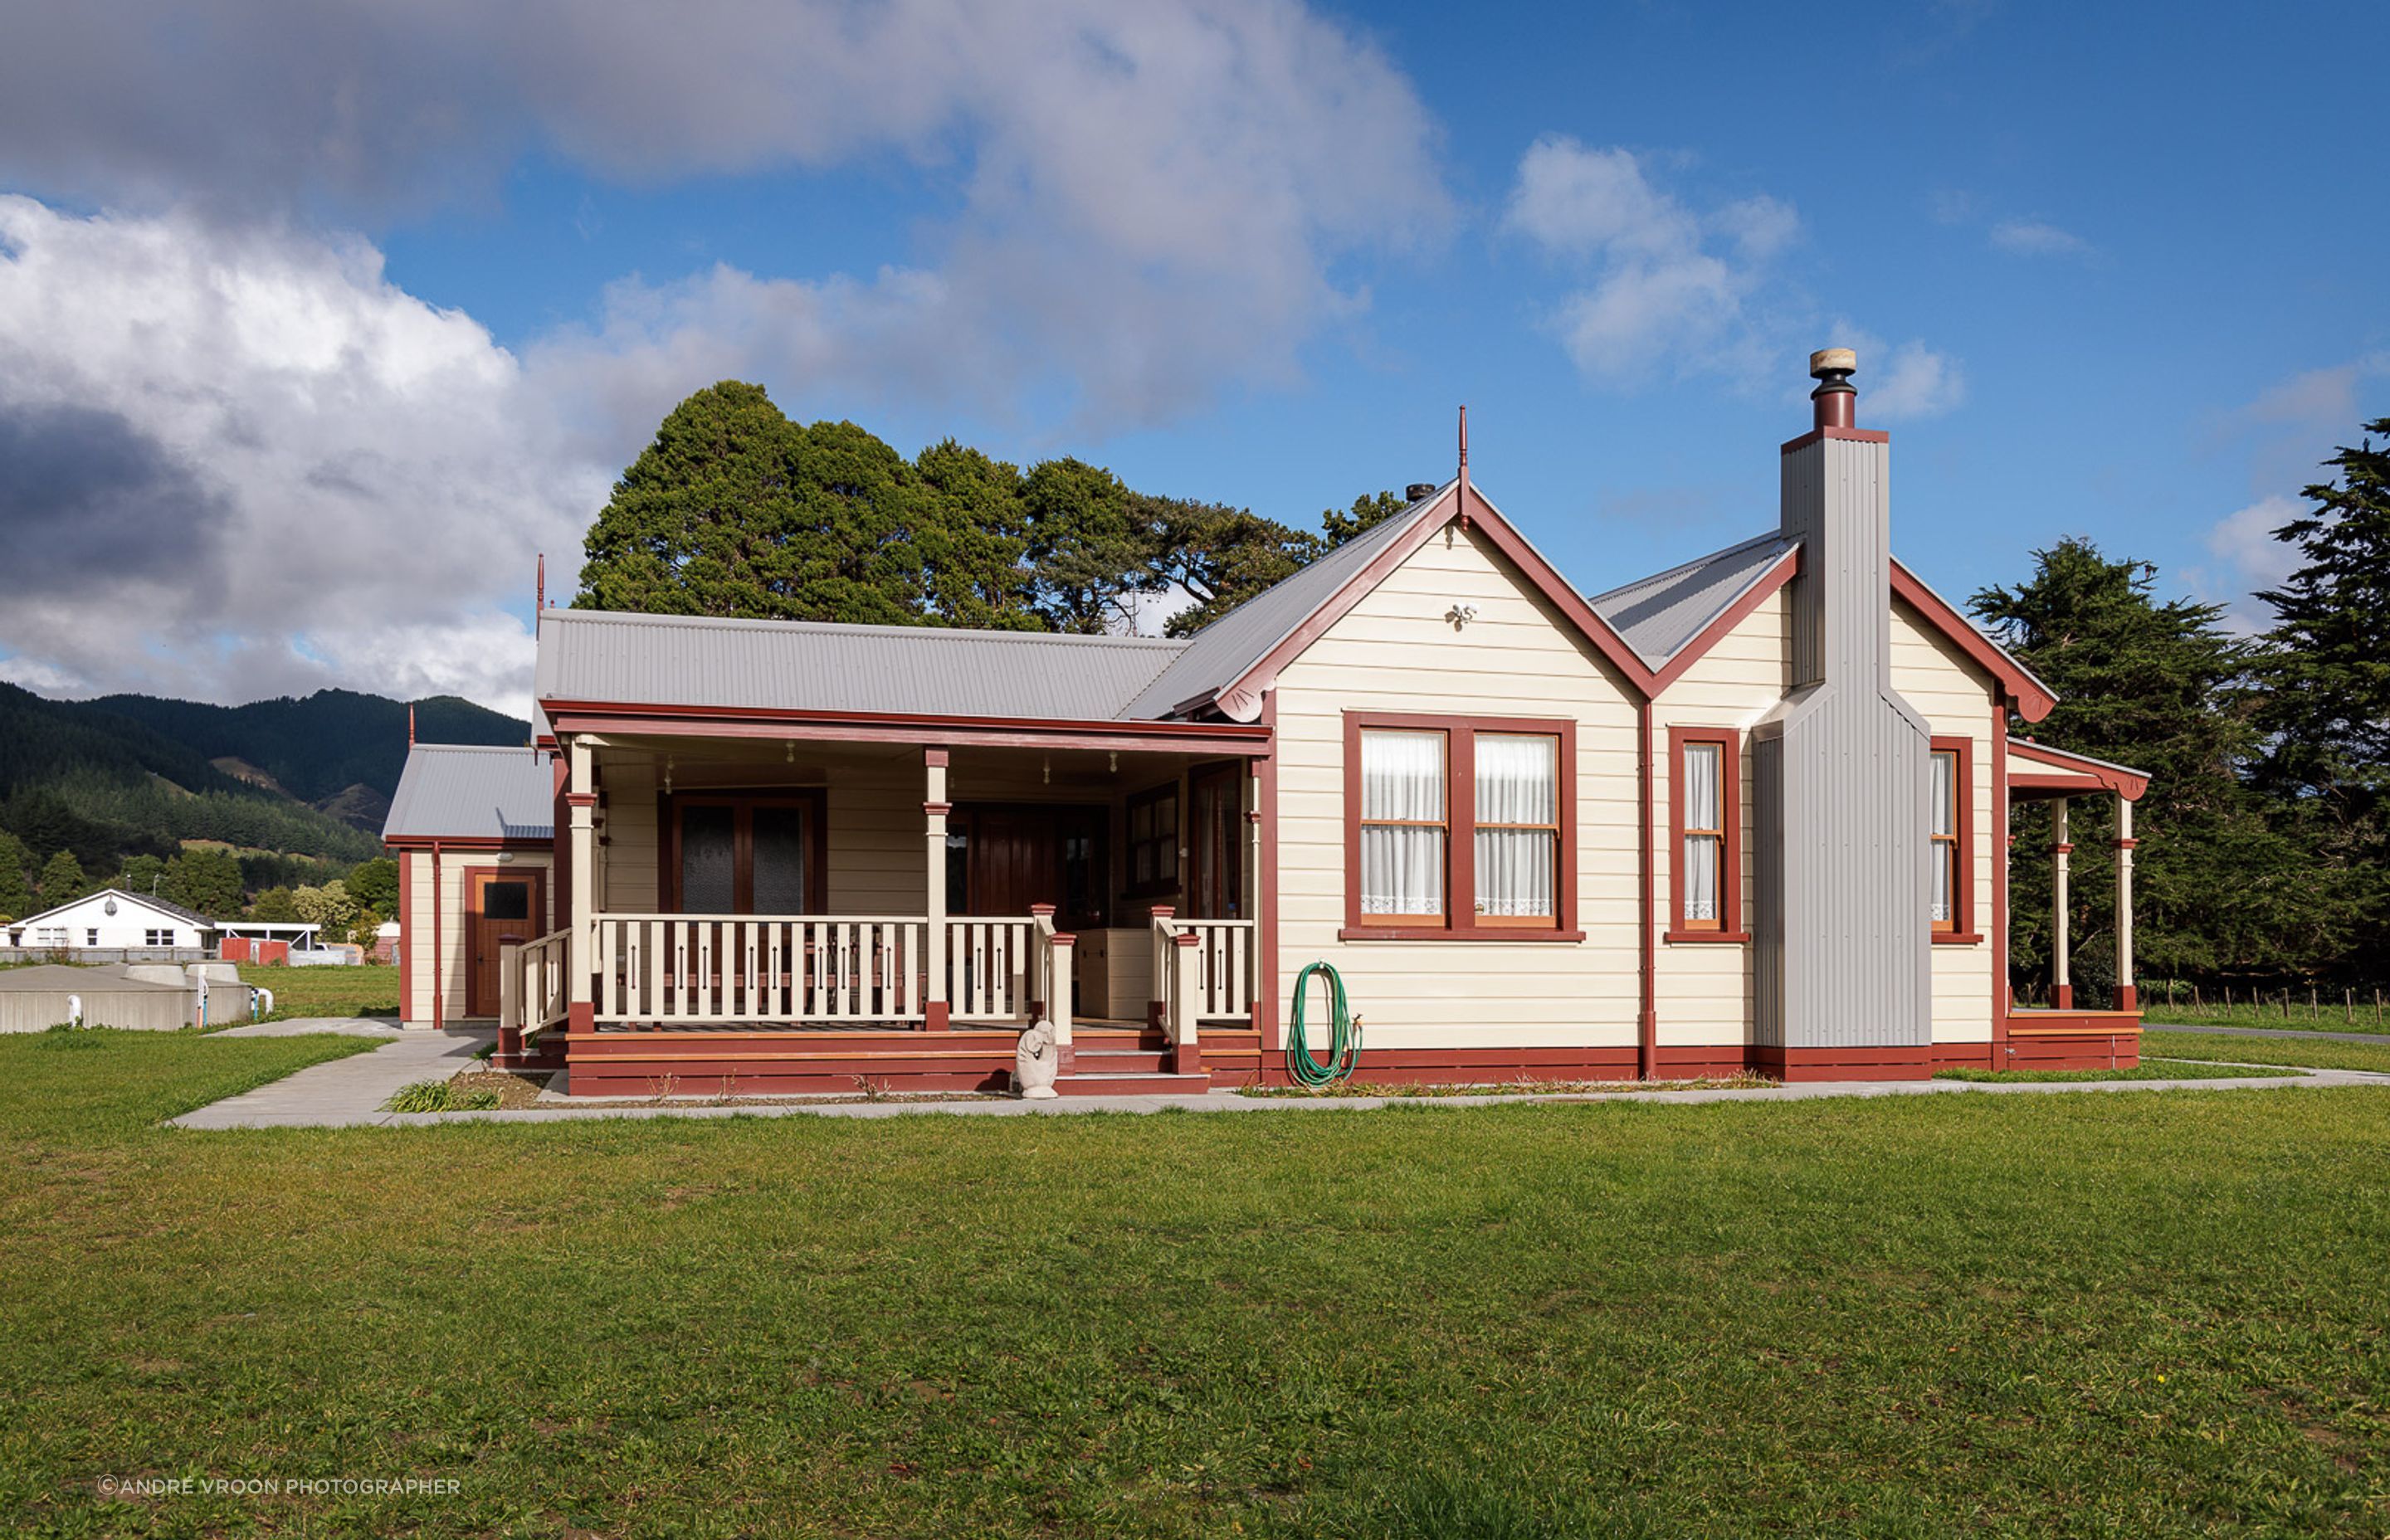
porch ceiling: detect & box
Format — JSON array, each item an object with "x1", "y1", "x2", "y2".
[{"x1": 591, "y1": 735, "x2": 1232, "y2": 797}]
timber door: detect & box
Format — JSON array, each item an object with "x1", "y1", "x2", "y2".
[
  {"x1": 953, "y1": 804, "x2": 1108, "y2": 930},
  {"x1": 466, "y1": 868, "x2": 545, "y2": 1018},
  {"x1": 1188, "y1": 765, "x2": 1244, "y2": 919}
]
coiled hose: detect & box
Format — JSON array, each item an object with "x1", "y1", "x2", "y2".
[{"x1": 1286, "y1": 961, "x2": 1361, "y2": 1087}]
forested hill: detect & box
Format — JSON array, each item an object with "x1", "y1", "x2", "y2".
[
  {"x1": 88, "y1": 689, "x2": 527, "y2": 806},
  {"x1": 0, "y1": 683, "x2": 529, "y2": 881}
]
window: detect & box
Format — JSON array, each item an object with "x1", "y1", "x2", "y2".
[
  {"x1": 1667, "y1": 727, "x2": 1743, "y2": 942},
  {"x1": 86, "y1": 928, "x2": 100, "y2": 946},
  {"x1": 1358, "y1": 729, "x2": 1446, "y2": 921},
  {"x1": 1475, "y1": 733, "x2": 1558, "y2": 924},
  {"x1": 1343, "y1": 713, "x2": 1578, "y2": 938},
  {"x1": 1127, "y1": 784, "x2": 1179, "y2": 896},
  {"x1": 35, "y1": 927, "x2": 66, "y2": 948},
  {"x1": 144, "y1": 928, "x2": 173, "y2": 947},
  {"x1": 1929, "y1": 736, "x2": 1973, "y2": 939},
  {"x1": 665, "y1": 792, "x2": 825, "y2": 914}
]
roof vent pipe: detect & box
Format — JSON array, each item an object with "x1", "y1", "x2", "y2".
[{"x1": 1809, "y1": 348, "x2": 1857, "y2": 431}]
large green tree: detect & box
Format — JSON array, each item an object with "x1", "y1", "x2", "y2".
[
  {"x1": 577, "y1": 383, "x2": 931, "y2": 625},
  {"x1": 36, "y1": 850, "x2": 85, "y2": 906},
  {"x1": 2250, "y1": 420, "x2": 2390, "y2": 972},
  {"x1": 0, "y1": 831, "x2": 31, "y2": 921},
  {"x1": 1971, "y1": 539, "x2": 2332, "y2": 987},
  {"x1": 167, "y1": 847, "x2": 246, "y2": 919},
  {"x1": 347, "y1": 856, "x2": 400, "y2": 917}
]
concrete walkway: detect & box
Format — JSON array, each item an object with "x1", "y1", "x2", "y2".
[
  {"x1": 171, "y1": 1028, "x2": 492, "y2": 1128},
  {"x1": 163, "y1": 1027, "x2": 2390, "y2": 1129},
  {"x1": 2144, "y1": 1021, "x2": 2390, "y2": 1045}
]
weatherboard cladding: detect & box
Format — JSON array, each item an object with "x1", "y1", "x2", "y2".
[
  {"x1": 383, "y1": 744, "x2": 556, "y2": 842},
  {"x1": 1586, "y1": 532, "x2": 1793, "y2": 668},
  {"x1": 1119, "y1": 485, "x2": 1450, "y2": 720},
  {"x1": 537, "y1": 609, "x2": 1187, "y2": 722}
]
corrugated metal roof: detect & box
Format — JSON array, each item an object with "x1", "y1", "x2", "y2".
[
  {"x1": 1123, "y1": 483, "x2": 1451, "y2": 719},
  {"x1": 383, "y1": 744, "x2": 555, "y2": 841},
  {"x1": 1588, "y1": 532, "x2": 1794, "y2": 668},
  {"x1": 8, "y1": 888, "x2": 221, "y2": 930},
  {"x1": 536, "y1": 610, "x2": 1188, "y2": 722}
]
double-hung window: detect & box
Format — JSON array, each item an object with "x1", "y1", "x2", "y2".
[
  {"x1": 1346, "y1": 714, "x2": 1574, "y2": 937},
  {"x1": 1668, "y1": 728, "x2": 1743, "y2": 941},
  {"x1": 1928, "y1": 736, "x2": 1972, "y2": 938}
]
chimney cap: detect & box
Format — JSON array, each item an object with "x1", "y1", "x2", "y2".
[
  {"x1": 1405, "y1": 482, "x2": 1438, "y2": 502},
  {"x1": 1808, "y1": 348, "x2": 1857, "y2": 379}
]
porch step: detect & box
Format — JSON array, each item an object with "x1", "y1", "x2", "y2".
[
  {"x1": 1052, "y1": 1070, "x2": 1214, "y2": 1096},
  {"x1": 1070, "y1": 1046, "x2": 1173, "y2": 1074}
]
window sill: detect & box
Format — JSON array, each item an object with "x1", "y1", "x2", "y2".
[
  {"x1": 1337, "y1": 927, "x2": 1585, "y2": 943},
  {"x1": 1932, "y1": 932, "x2": 1984, "y2": 946},
  {"x1": 1665, "y1": 929, "x2": 1750, "y2": 945}
]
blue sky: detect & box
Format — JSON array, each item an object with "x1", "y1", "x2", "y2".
[{"x1": 0, "y1": 1, "x2": 2382, "y2": 712}]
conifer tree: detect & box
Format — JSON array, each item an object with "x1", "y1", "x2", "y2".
[
  {"x1": 0, "y1": 831, "x2": 32, "y2": 921},
  {"x1": 36, "y1": 850, "x2": 85, "y2": 906}
]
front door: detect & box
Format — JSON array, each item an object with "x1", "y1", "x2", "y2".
[
  {"x1": 466, "y1": 868, "x2": 545, "y2": 1018},
  {"x1": 952, "y1": 804, "x2": 1108, "y2": 930},
  {"x1": 1188, "y1": 764, "x2": 1244, "y2": 919}
]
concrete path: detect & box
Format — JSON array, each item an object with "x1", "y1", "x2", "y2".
[
  {"x1": 170, "y1": 1028, "x2": 493, "y2": 1128},
  {"x1": 163, "y1": 1031, "x2": 2390, "y2": 1128},
  {"x1": 2144, "y1": 1021, "x2": 2390, "y2": 1045},
  {"x1": 212, "y1": 1018, "x2": 404, "y2": 1039}
]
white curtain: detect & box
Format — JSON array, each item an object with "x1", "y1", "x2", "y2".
[
  {"x1": 1360, "y1": 729, "x2": 1444, "y2": 915},
  {"x1": 1681, "y1": 741, "x2": 1721, "y2": 923},
  {"x1": 1929, "y1": 752, "x2": 1955, "y2": 923},
  {"x1": 1475, "y1": 733, "x2": 1557, "y2": 918}
]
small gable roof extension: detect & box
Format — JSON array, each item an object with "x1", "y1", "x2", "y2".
[{"x1": 384, "y1": 743, "x2": 556, "y2": 843}]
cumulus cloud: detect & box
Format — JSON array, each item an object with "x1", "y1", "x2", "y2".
[
  {"x1": 1504, "y1": 139, "x2": 1794, "y2": 382},
  {"x1": 2198, "y1": 494, "x2": 2305, "y2": 631},
  {"x1": 0, "y1": 197, "x2": 602, "y2": 713},
  {"x1": 1989, "y1": 219, "x2": 2093, "y2": 258},
  {"x1": 0, "y1": 0, "x2": 1455, "y2": 708}
]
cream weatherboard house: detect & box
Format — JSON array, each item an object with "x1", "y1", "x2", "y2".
[{"x1": 388, "y1": 353, "x2": 2149, "y2": 1095}]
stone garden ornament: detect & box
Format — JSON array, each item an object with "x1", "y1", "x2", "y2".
[{"x1": 1015, "y1": 1019, "x2": 1060, "y2": 1099}]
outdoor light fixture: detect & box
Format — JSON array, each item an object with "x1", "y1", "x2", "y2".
[{"x1": 103, "y1": 898, "x2": 118, "y2": 915}]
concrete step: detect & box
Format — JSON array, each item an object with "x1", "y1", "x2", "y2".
[
  {"x1": 1070, "y1": 1046, "x2": 1173, "y2": 1074},
  {"x1": 1053, "y1": 1069, "x2": 1212, "y2": 1096}
]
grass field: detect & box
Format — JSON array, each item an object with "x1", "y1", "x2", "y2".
[
  {"x1": 2138, "y1": 984, "x2": 2390, "y2": 1036},
  {"x1": 2144, "y1": 1031, "x2": 2390, "y2": 1078},
  {"x1": 3, "y1": 1031, "x2": 2387, "y2": 1538},
  {"x1": 237, "y1": 962, "x2": 399, "y2": 1022}
]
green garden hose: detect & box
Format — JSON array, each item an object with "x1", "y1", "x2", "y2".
[{"x1": 1286, "y1": 961, "x2": 1361, "y2": 1087}]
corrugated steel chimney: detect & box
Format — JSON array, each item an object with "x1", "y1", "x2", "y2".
[{"x1": 1751, "y1": 347, "x2": 1934, "y2": 1075}]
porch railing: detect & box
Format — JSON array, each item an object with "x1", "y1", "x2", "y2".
[
  {"x1": 584, "y1": 914, "x2": 1039, "y2": 1026},
  {"x1": 505, "y1": 927, "x2": 572, "y2": 1040}
]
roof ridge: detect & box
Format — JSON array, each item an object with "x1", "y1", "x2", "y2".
[
  {"x1": 1585, "y1": 529, "x2": 1786, "y2": 608},
  {"x1": 544, "y1": 608, "x2": 1188, "y2": 649}
]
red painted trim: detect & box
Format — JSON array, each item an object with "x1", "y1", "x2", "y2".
[
  {"x1": 386, "y1": 836, "x2": 551, "y2": 853},
  {"x1": 1637, "y1": 699, "x2": 1656, "y2": 1082},
  {"x1": 1931, "y1": 933, "x2": 1984, "y2": 946},
  {"x1": 1666, "y1": 725, "x2": 1742, "y2": 943},
  {"x1": 1930, "y1": 733, "x2": 1973, "y2": 940},
  {"x1": 563, "y1": 791, "x2": 597, "y2": 808},
  {"x1": 1891, "y1": 560, "x2": 2057, "y2": 722},
  {"x1": 1754, "y1": 1043, "x2": 1934, "y2": 1082},
  {"x1": 1991, "y1": 696, "x2": 2011, "y2": 1065},
  {"x1": 1256, "y1": 690, "x2": 1282, "y2": 1084},
  {"x1": 922, "y1": 801, "x2": 953, "y2": 816},
  {"x1": 1666, "y1": 931, "x2": 1752, "y2": 945},
  {"x1": 2114, "y1": 838, "x2": 2140, "y2": 850},
  {"x1": 2051, "y1": 982, "x2": 2074, "y2": 1010},
  {"x1": 1215, "y1": 484, "x2": 1657, "y2": 719},
  {"x1": 924, "y1": 748, "x2": 950, "y2": 768},
  {"x1": 430, "y1": 841, "x2": 444, "y2": 1032},
  {"x1": 398, "y1": 846, "x2": 413, "y2": 1021},
  {"x1": 542, "y1": 701, "x2": 1270, "y2": 757},
  {"x1": 1339, "y1": 709, "x2": 1578, "y2": 938},
  {"x1": 1778, "y1": 426, "x2": 1891, "y2": 453},
  {"x1": 2007, "y1": 738, "x2": 2149, "y2": 801},
  {"x1": 2114, "y1": 983, "x2": 2139, "y2": 1011},
  {"x1": 1646, "y1": 546, "x2": 1802, "y2": 694}
]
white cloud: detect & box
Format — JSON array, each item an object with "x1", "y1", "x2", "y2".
[
  {"x1": 1504, "y1": 139, "x2": 1794, "y2": 383},
  {"x1": 0, "y1": 0, "x2": 1456, "y2": 708},
  {"x1": 1866, "y1": 339, "x2": 1969, "y2": 421},
  {"x1": 0, "y1": 197, "x2": 598, "y2": 714},
  {"x1": 1989, "y1": 219, "x2": 2093, "y2": 258},
  {"x1": 2197, "y1": 494, "x2": 2305, "y2": 633}
]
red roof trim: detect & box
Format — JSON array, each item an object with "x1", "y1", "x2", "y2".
[
  {"x1": 384, "y1": 836, "x2": 552, "y2": 851},
  {"x1": 1646, "y1": 545, "x2": 1802, "y2": 694},
  {"x1": 1889, "y1": 559, "x2": 2057, "y2": 723},
  {"x1": 1780, "y1": 426, "x2": 1891, "y2": 453},
  {"x1": 2007, "y1": 739, "x2": 2150, "y2": 802},
  {"x1": 542, "y1": 701, "x2": 1270, "y2": 757},
  {"x1": 1214, "y1": 483, "x2": 1659, "y2": 713}
]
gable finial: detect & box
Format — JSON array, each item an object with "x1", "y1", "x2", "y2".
[
  {"x1": 407, "y1": 702, "x2": 416, "y2": 748},
  {"x1": 536, "y1": 553, "x2": 546, "y2": 613},
  {"x1": 1456, "y1": 404, "x2": 1470, "y2": 509}
]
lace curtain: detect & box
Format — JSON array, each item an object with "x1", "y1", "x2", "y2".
[
  {"x1": 1681, "y1": 742, "x2": 1721, "y2": 923},
  {"x1": 1359, "y1": 729, "x2": 1444, "y2": 916},
  {"x1": 1475, "y1": 733, "x2": 1556, "y2": 918}
]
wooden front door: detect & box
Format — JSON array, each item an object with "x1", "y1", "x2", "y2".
[
  {"x1": 953, "y1": 804, "x2": 1108, "y2": 930},
  {"x1": 1188, "y1": 764, "x2": 1244, "y2": 919},
  {"x1": 466, "y1": 868, "x2": 545, "y2": 1019}
]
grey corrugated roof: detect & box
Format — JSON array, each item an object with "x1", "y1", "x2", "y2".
[
  {"x1": 536, "y1": 610, "x2": 1188, "y2": 722},
  {"x1": 1123, "y1": 483, "x2": 1451, "y2": 719},
  {"x1": 1588, "y1": 531, "x2": 1794, "y2": 668},
  {"x1": 383, "y1": 743, "x2": 555, "y2": 841}
]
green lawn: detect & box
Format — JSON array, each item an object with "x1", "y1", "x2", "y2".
[
  {"x1": 2139, "y1": 984, "x2": 2390, "y2": 1036},
  {"x1": 237, "y1": 962, "x2": 399, "y2": 1022},
  {"x1": 1933, "y1": 1059, "x2": 2283, "y2": 1083},
  {"x1": 2144, "y1": 1030, "x2": 2390, "y2": 1078},
  {"x1": 4, "y1": 1033, "x2": 2388, "y2": 1537}
]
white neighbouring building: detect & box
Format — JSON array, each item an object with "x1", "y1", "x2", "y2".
[{"x1": 4, "y1": 888, "x2": 220, "y2": 955}]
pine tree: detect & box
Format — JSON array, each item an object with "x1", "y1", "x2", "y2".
[
  {"x1": 2251, "y1": 419, "x2": 2390, "y2": 977},
  {"x1": 36, "y1": 850, "x2": 85, "y2": 906},
  {"x1": 0, "y1": 831, "x2": 32, "y2": 921},
  {"x1": 1970, "y1": 539, "x2": 2332, "y2": 985},
  {"x1": 166, "y1": 847, "x2": 246, "y2": 918}
]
